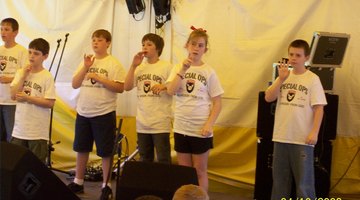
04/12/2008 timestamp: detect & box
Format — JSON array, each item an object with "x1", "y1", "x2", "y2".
[{"x1": 281, "y1": 198, "x2": 342, "y2": 200}]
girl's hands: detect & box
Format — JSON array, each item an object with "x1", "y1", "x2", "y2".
[
  {"x1": 201, "y1": 122, "x2": 213, "y2": 137},
  {"x1": 181, "y1": 54, "x2": 193, "y2": 72}
]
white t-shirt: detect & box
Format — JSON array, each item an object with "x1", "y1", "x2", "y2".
[
  {"x1": 0, "y1": 44, "x2": 28, "y2": 105},
  {"x1": 74, "y1": 55, "x2": 126, "y2": 117},
  {"x1": 272, "y1": 70, "x2": 327, "y2": 146},
  {"x1": 167, "y1": 63, "x2": 224, "y2": 138},
  {"x1": 11, "y1": 69, "x2": 56, "y2": 140},
  {"x1": 134, "y1": 60, "x2": 173, "y2": 133}
]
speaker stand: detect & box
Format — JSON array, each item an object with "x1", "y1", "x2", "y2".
[{"x1": 120, "y1": 148, "x2": 139, "y2": 169}]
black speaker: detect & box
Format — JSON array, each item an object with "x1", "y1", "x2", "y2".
[
  {"x1": 309, "y1": 67, "x2": 335, "y2": 91},
  {"x1": 116, "y1": 161, "x2": 199, "y2": 200},
  {"x1": 314, "y1": 140, "x2": 332, "y2": 197},
  {"x1": 256, "y1": 91, "x2": 276, "y2": 139},
  {"x1": 125, "y1": 0, "x2": 145, "y2": 14},
  {"x1": 254, "y1": 139, "x2": 332, "y2": 199},
  {"x1": 254, "y1": 139, "x2": 274, "y2": 200},
  {"x1": 318, "y1": 93, "x2": 339, "y2": 141},
  {"x1": 0, "y1": 142, "x2": 80, "y2": 200}
]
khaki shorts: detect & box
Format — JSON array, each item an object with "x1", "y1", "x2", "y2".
[{"x1": 11, "y1": 137, "x2": 48, "y2": 164}]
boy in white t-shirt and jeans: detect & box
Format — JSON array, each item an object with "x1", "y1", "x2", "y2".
[
  {"x1": 265, "y1": 39, "x2": 327, "y2": 199},
  {"x1": 124, "y1": 33, "x2": 172, "y2": 164},
  {"x1": 0, "y1": 18, "x2": 28, "y2": 142},
  {"x1": 68, "y1": 29, "x2": 126, "y2": 200}
]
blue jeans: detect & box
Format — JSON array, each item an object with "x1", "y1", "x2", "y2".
[
  {"x1": 137, "y1": 133, "x2": 171, "y2": 164},
  {"x1": 271, "y1": 142, "x2": 315, "y2": 199},
  {"x1": 0, "y1": 105, "x2": 16, "y2": 142}
]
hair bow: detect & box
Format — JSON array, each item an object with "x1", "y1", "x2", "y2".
[{"x1": 190, "y1": 26, "x2": 207, "y2": 32}]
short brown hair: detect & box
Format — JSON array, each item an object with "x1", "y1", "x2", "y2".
[
  {"x1": 1, "y1": 18, "x2": 19, "y2": 31},
  {"x1": 92, "y1": 29, "x2": 112, "y2": 42},
  {"x1": 288, "y1": 39, "x2": 310, "y2": 56},
  {"x1": 29, "y1": 38, "x2": 50, "y2": 55},
  {"x1": 142, "y1": 33, "x2": 165, "y2": 56}
]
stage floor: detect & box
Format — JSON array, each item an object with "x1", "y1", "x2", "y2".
[{"x1": 53, "y1": 170, "x2": 252, "y2": 200}]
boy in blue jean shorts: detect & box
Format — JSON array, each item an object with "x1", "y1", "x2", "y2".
[{"x1": 68, "y1": 29, "x2": 126, "y2": 200}]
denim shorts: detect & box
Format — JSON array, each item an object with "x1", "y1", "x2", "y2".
[{"x1": 73, "y1": 111, "x2": 116, "y2": 157}]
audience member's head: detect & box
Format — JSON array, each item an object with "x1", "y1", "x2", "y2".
[
  {"x1": 172, "y1": 184, "x2": 209, "y2": 200},
  {"x1": 135, "y1": 194, "x2": 163, "y2": 200}
]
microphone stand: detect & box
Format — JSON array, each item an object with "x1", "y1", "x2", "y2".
[
  {"x1": 46, "y1": 38, "x2": 61, "y2": 168},
  {"x1": 49, "y1": 39, "x2": 61, "y2": 72},
  {"x1": 54, "y1": 33, "x2": 69, "y2": 80},
  {"x1": 47, "y1": 33, "x2": 70, "y2": 174}
]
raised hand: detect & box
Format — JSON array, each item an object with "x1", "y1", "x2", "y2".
[
  {"x1": 181, "y1": 54, "x2": 193, "y2": 72},
  {"x1": 22, "y1": 65, "x2": 32, "y2": 79},
  {"x1": 83, "y1": 54, "x2": 95, "y2": 69},
  {"x1": 132, "y1": 51, "x2": 145, "y2": 68},
  {"x1": 277, "y1": 59, "x2": 290, "y2": 82}
]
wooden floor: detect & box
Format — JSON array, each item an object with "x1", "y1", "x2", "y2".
[
  {"x1": 54, "y1": 170, "x2": 253, "y2": 200},
  {"x1": 53, "y1": 169, "x2": 360, "y2": 200}
]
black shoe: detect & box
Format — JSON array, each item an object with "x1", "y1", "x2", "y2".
[
  {"x1": 67, "y1": 182, "x2": 84, "y2": 194},
  {"x1": 100, "y1": 185, "x2": 113, "y2": 200}
]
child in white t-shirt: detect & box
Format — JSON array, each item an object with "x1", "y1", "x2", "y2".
[
  {"x1": 166, "y1": 27, "x2": 224, "y2": 191},
  {"x1": 68, "y1": 29, "x2": 126, "y2": 199},
  {"x1": 10, "y1": 38, "x2": 56, "y2": 163},
  {"x1": 265, "y1": 39, "x2": 327, "y2": 199},
  {"x1": 0, "y1": 18, "x2": 28, "y2": 142},
  {"x1": 124, "y1": 33, "x2": 172, "y2": 164}
]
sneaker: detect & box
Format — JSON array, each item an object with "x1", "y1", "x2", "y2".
[
  {"x1": 99, "y1": 185, "x2": 113, "y2": 200},
  {"x1": 67, "y1": 182, "x2": 84, "y2": 194}
]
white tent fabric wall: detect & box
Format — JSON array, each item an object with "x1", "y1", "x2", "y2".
[
  {"x1": 170, "y1": 0, "x2": 360, "y2": 138},
  {"x1": 1, "y1": 0, "x2": 359, "y2": 137},
  {"x1": 1, "y1": 0, "x2": 116, "y2": 82},
  {"x1": 1, "y1": 0, "x2": 359, "y2": 197}
]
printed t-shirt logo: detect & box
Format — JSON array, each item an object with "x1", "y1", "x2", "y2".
[
  {"x1": 287, "y1": 90, "x2": 296, "y2": 102},
  {"x1": 0, "y1": 61, "x2": 6, "y2": 71},
  {"x1": 24, "y1": 87, "x2": 31, "y2": 96},
  {"x1": 186, "y1": 79, "x2": 195, "y2": 93},
  {"x1": 144, "y1": 81, "x2": 151, "y2": 93},
  {"x1": 90, "y1": 78, "x2": 96, "y2": 84}
]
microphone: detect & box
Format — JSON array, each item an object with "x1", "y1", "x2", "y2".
[{"x1": 64, "y1": 33, "x2": 70, "y2": 42}]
